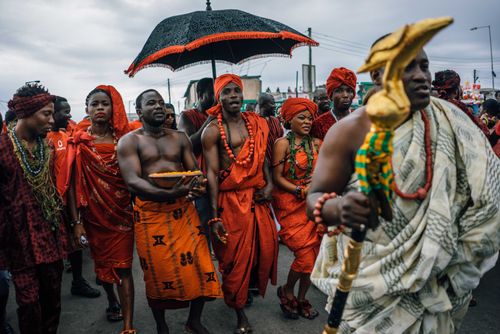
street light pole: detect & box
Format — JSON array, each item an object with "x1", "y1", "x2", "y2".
[{"x1": 471, "y1": 25, "x2": 495, "y2": 90}]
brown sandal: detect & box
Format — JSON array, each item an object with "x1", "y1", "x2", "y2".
[
  {"x1": 120, "y1": 330, "x2": 136, "y2": 334},
  {"x1": 277, "y1": 286, "x2": 299, "y2": 319},
  {"x1": 298, "y1": 299, "x2": 319, "y2": 320}
]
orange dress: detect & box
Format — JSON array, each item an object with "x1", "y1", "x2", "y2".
[
  {"x1": 74, "y1": 131, "x2": 134, "y2": 283},
  {"x1": 134, "y1": 198, "x2": 222, "y2": 309},
  {"x1": 213, "y1": 112, "x2": 279, "y2": 309},
  {"x1": 46, "y1": 130, "x2": 75, "y2": 202},
  {"x1": 272, "y1": 141, "x2": 322, "y2": 273}
]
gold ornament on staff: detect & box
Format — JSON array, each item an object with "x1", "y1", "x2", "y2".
[{"x1": 322, "y1": 16, "x2": 453, "y2": 334}]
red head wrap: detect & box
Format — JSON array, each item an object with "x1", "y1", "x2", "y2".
[
  {"x1": 91, "y1": 85, "x2": 130, "y2": 139},
  {"x1": 8, "y1": 93, "x2": 55, "y2": 119},
  {"x1": 206, "y1": 74, "x2": 244, "y2": 116},
  {"x1": 326, "y1": 67, "x2": 357, "y2": 99},
  {"x1": 432, "y1": 70, "x2": 461, "y2": 99},
  {"x1": 280, "y1": 98, "x2": 318, "y2": 122}
]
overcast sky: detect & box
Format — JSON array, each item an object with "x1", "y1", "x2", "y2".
[{"x1": 1, "y1": 0, "x2": 499, "y2": 121}]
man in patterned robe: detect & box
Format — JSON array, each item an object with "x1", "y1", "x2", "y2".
[{"x1": 307, "y1": 49, "x2": 500, "y2": 333}]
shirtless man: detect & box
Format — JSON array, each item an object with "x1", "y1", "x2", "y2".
[
  {"x1": 201, "y1": 74, "x2": 278, "y2": 333},
  {"x1": 117, "y1": 89, "x2": 222, "y2": 334}
]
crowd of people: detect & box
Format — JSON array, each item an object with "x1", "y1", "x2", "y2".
[{"x1": 0, "y1": 33, "x2": 499, "y2": 334}]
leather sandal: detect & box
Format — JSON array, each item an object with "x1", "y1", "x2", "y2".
[
  {"x1": 120, "y1": 330, "x2": 136, "y2": 334},
  {"x1": 277, "y1": 286, "x2": 299, "y2": 319},
  {"x1": 298, "y1": 299, "x2": 319, "y2": 320}
]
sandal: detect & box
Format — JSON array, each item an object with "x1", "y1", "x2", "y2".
[
  {"x1": 233, "y1": 325, "x2": 253, "y2": 333},
  {"x1": 120, "y1": 330, "x2": 136, "y2": 334},
  {"x1": 277, "y1": 286, "x2": 299, "y2": 319},
  {"x1": 298, "y1": 299, "x2": 319, "y2": 320},
  {"x1": 106, "y1": 304, "x2": 123, "y2": 322}
]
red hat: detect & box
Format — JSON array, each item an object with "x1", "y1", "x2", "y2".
[
  {"x1": 280, "y1": 98, "x2": 317, "y2": 122},
  {"x1": 326, "y1": 67, "x2": 357, "y2": 99},
  {"x1": 207, "y1": 74, "x2": 243, "y2": 116}
]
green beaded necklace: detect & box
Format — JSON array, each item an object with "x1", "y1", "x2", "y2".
[{"x1": 286, "y1": 131, "x2": 314, "y2": 181}]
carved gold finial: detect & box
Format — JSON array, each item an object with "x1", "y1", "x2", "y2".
[{"x1": 358, "y1": 17, "x2": 453, "y2": 130}]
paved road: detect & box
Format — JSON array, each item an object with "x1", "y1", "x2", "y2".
[{"x1": 5, "y1": 246, "x2": 500, "y2": 333}]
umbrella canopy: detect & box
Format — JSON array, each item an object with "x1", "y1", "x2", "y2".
[{"x1": 125, "y1": 9, "x2": 318, "y2": 77}]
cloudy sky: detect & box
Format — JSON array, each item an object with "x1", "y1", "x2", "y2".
[{"x1": 0, "y1": 0, "x2": 499, "y2": 121}]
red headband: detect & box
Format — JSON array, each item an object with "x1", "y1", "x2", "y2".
[
  {"x1": 281, "y1": 98, "x2": 317, "y2": 122},
  {"x1": 8, "y1": 93, "x2": 55, "y2": 119},
  {"x1": 207, "y1": 74, "x2": 244, "y2": 116}
]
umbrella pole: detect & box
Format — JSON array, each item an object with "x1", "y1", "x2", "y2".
[{"x1": 211, "y1": 58, "x2": 217, "y2": 79}]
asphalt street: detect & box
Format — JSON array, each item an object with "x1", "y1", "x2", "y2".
[{"x1": 5, "y1": 245, "x2": 500, "y2": 334}]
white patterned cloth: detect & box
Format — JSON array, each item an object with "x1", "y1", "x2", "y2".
[{"x1": 311, "y1": 98, "x2": 500, "y2": 334}]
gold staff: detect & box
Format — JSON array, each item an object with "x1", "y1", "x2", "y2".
[{"x1": 322, "y1": 16, "x2": 453, "y2": 334}]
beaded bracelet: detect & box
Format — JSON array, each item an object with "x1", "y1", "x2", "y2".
[
  {"x1": 294, "y1": 185, "x2": 306, "y2": 200},
  {"x1": 207, "y1": 217, "x2": 223, "y2": 226},
  {"x1": 313, "y1": 192, "x2": 345, "y2": 235}
]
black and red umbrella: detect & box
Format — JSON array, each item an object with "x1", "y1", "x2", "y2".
[{"x1": 125, "y1": 2, "x2": 318, "y2": 78}]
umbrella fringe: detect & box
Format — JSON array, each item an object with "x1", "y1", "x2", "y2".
[{"x1": 125, "y1": 31, "x2": 318, "y2": 77}]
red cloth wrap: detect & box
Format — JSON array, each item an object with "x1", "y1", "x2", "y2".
[
  {"x1": 93, "y1": 85, "x2": 130, "y2": 139},
  {"x1": 8, "y1": 93, "x2": 55, "y2": 119},
  {"x1": 213, "y1": 112, "x2": 278, "y2": 308},
  {"x1": 272, "y1": 148, "x2": 322, "y2": 273},
  {"x1": 206, "y1": 74, "x2": 243, "y2": 116},
  {"x1": 73, "y1": 133, "x2": 133, "y2": 284},
  {"x1": 280, "y1": 98, "x2": 318, "y2": 122},
  {"x1": 326, "y1": 67, "x2": 357, "y2": 99}
]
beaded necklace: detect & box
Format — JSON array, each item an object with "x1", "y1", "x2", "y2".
[
  {"x1": 217, "y1": 112, "x2": 255, "y2": 167},
  {"x1": 286, "y1": 131, "x2": 314, "y2": 181},
  {"x1": 8, "y1": 123, "x2": 62, "y2": 231},
  {"x1": 393, "y1": 110, "x2": 433, "y2": 200}
]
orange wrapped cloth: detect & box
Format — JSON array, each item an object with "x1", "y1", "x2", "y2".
[
  {"x1": 46, "y1": 130, "x2": 75, "y2": 202},
  {"x1": 134, "y1": 198, "x2": 223, "y2": 309},
  {"x1": 73, "y1": 85, "x2": 133, "y2": 284},
  {"x1": 325, "y1": 67, "x2": 357, "y2": 99},
  {"x1": 214, "y1": 112, "x2": 278, "y2": 309},
  {"x1": 272, "y1": 148, "x2": 322, "y2": 273},
  {"x1": 75, "y1": 118, "x2": 91, "y2": 132},
  {"x1": 128, "y1": 120, "x2": 142, "y2": 130}
]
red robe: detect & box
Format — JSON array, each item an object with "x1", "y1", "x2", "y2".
[
  {"x1": 46, "y1": 130, "x2": 75, "y2": 202},
  {"x1": 182, "y1": 108, "x2": 209, "y2": 170},
  {"x1": 74, "y1": 131, "x2": 134, "y2": 283},
  {"x1": 310, "y1": 111, "x2": 336, "y2": 140},
  {"x1": 213, "y1": 112, "x2": 278, "y2": 309},
  {"x1": 272, "y1": 147, "x2": 321, "y2": 273},
  {"x1": 0, "y1": 134, "x2": 68, "y2": 270},
  {"x1": 265, "y1": 116, "x2": 284, "y2": 163}
]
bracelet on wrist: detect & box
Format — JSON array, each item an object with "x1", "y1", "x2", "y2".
[
  {"x1": 207, "y1": 217, "x2": 222, "y2": 226},
  {"x1": 313, "y1": 192, "x2": 344, "y2": 235}
]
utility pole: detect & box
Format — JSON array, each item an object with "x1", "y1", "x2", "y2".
[
  {"x1": 473, "y1": 69, "x2": 479, "y2": 84},
  {"x1": 295, "y1": 71, "x2": 299, "y2": 97},
  {"x1": 167, "y1": 79, "x2": 172, "y2": 103},
  {"x1": 308, "y1": 27, "x2": 313, "y2": 98},
  {"x1": 471, "y1": 25, "x2": 495, "y2": 89}
]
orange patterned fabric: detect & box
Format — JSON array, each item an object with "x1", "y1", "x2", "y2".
[
  {"x1": 134, "y1": 198, "x2": 222, "y2": 305},
  {"x1": 272, "y1": 147, "x2": 322, "y2": 273},
  {"x1": 214, "y1": 112, "x2": 278, "y2": 308},
  {"x1": 206, "y1": 74, "x2": 243, "y2": 116},
  {"x1": 46, "y1": 130, "x2": 75, "y2": 202},
  {"x1": 74, "y1": 131, "x2": 133, "y2": 284}
]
